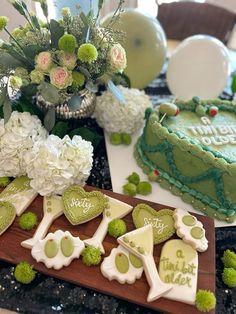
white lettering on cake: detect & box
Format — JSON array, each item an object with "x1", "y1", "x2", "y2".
[
  {"x1": 201, "y1": 116, "x2": 211, "y2": 125},
  {"x1": 144, "y1": 217, "x2": 167, "y2": 234},
  {"x1": 69, "y1": 198, "x2": 92, "y2": 213}
]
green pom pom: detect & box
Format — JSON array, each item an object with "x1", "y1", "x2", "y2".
[
  {"x1": 123, "y1": 182, "x2": 137, "y2": 197},
  {"x1": 121, "y1": 133, "x2": 132, "y2": 145},
  {"x1": 81, "y1": 246, "x2": 101, "y2": 266},
  {"x1": 127, "y1": 172, "x2": 140, "y2": 185},
  {"x1": 192, "y1": 96, "x2": 201, "y2": 104},
  {"x1": 137, "y1": 181, "x2": 152, "y2": 195},
  {"x1": 196, "y1": 105, "x2": 206, "y2": 117},
  {"x1": 77, "y1": 43, "x2": 98, "y2": 64},
  {"x1": 58, "y1": 34, "x2": 77, "y2": 53},
  {"x1": 0, "y1": 16, "x2": 9, "y2": 31},
  {"x1": 72, "y1": 71, "x2": 85, "y2": 87},
  {"x1": 0, "y1": 177, "x2": 11, "y2": 187},
  {"x1": 110, "y1": 133, "x2": 122, "y2": 145},
  {"x1": 222, "y1": 249, "x2": 236, "y2": 269},
  {"x1": 222, "y1": 267, "x2": 236, "y2": 287},
  {"x1": 19, "y1": 212, "x2": 38, "y2": 231},
  {"x1": 14, "y1": 261, "x2": 36, "y2": 284},
  {"x1": 195, "y1": 289, "x2": 216, "y2": 312},
  {"x1": 108, "y1": 218, "x2": 127, "y2": 238}
]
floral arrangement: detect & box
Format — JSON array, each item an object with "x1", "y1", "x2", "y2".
[{"x1": 0, "y1": 0, "x2": 127, "y2": 130}]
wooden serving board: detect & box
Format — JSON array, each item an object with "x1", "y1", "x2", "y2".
[{"x1": 0, "y1": 186, "x2": 215, "y2": 314}]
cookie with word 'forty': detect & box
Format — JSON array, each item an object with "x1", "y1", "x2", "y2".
[
  {"x1": 173, "y1": 208, "x2": 208, "y2": 252},
  {"x1": 159, "y1": 239, "x2": 198, "y2": 305},
  {"x1": 62, "y1": 186, "x2": 109, "y2": 225},
  {"x1": 132, "y1": 204, "x2": 175, "y2": 244}
]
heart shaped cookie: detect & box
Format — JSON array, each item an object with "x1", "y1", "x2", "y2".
[
  {"x1": 0, "y1": 201, "x2": 16, "y2": 235},
  {"x1": 132, "y1": 204, "x2": 175, "y2": 244},
  {"x1": 62, "y1": 186, "x2": 109, "y2": 225}
]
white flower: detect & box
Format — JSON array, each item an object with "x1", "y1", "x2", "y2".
[
  {"x1": 0, "y1": 112, "x2": 48, "y2": 177},
  {"x1": 108, "y1": 44, "x2": 127, "y2": 73},
  {"x1": 93, "y1": 86, "x2": 152, "y2": 134},
  {"x1": 24, "y1": 134, "x2": 93, "y2": 196}
]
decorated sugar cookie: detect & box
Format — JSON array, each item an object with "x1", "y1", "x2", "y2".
[
  {"x1": 62, "y1": 186, "x2": 109, "y2": 225},
  {"x1": 159, "y1": 239, "x2": 198, "y2": 305},
  {"x1": 101, "y1": 245, "x2": 143, "y2": 284},
  {"x1": 173, "y1": 208, "x2": 208, "y2": 252},
  {"x1": 118, "y1": 225, "x2": 173, "y2": 302},
  {"x1": 31, "y1": 230, "x2": 84, "y2": 270},
  {"x1": 0, "y1": 177, "x2": 38, "y2": 216},
  {"x1": 132, "y1": 204, "x2": 175, "y2": 245},
  {"x1": 0, "y1": 201, "x2": 16, "y2": 235},
  {"x1": 21, "y1": 195, "x2": 64, "y2": 249},
  {"x1": 84, "y1": 196, "x2": 132, "y2": 254}
]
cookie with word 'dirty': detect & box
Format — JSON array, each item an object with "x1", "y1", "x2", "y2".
[
  {"x1": 173, "y1": 208, "x2": 208, "y2": 252},
  {"x1": 62, "y1": 186, "x2": 109, "y2": 225},
  {"x1": 159, "y1": 239, "x2": 198, "y2": 305},
  {"x1": 101, "y1": 245, "x2": 143, "y2": 284},
  {"x1": 31, "y1": 230, "x2": 84, "y2": 269},
  {"x1": 132, "y1": 204, "x2": 175, "y2": 244}
]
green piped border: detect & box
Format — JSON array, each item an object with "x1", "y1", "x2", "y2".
[{"x1": 134, "y1": 143, "x2": 236, "y2": 224}]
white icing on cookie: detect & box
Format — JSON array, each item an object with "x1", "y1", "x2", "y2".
[
  {"x1": 101, "y1": 245, "x2": 143, "y2": 284},
  {"x1": 31, "y1": 230, "x2": 84, "y2": 270},
  {"x1": 173, "y1": 208, "x2": 208, "y2": 252}
]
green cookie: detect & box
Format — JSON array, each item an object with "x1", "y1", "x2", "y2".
[
  {"x1": 132, "y1": 204, "x2": 175, "y2": 244},
  {"x1": 62, "y1": 186, "x2": 109, "y2": 225},
  {"x1": 0, "y1": 201, "x2": 16, "y2": 235}
]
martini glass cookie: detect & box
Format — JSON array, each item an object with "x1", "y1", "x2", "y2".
[{"x1": 118, "y1": 225, "x2": 173, "y2": 302}]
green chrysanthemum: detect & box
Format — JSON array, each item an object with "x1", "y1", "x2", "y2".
[
  {"x1": 222, "y1": 267, "x2": 236, "y2": 288},
  {"x1": 77, "y1": 43, "x2": 98, "y2": 64},
  {"x1": 30, "y1": 69, "x2": 44, "y2": 84},
  {"x1": 14, "y1": 261, "x2": 36, "y2": 284},
  {"x1": 108, "y1": 218, "x2": 127, "y2": 238},
  {"x1": 0, "y1": 177, "x2": 10, "y2": 187},
  {"x1": 58, "y1": 34, "x2": 77, "y2": 53},
  {"x1": 222, "y1": 249, "x2": 236, "y2": 269},
  {"x1": 195, "y1": 289, "x2": 216, "y2": 312},
  {"x1": 0, "y1": 16, "x2": 9, "y2": 31},
  {"x1": 11, "y1": 27, "x2": 25, "y2": 39},
  {"x1": 72, "y1": 71, "x2": 85, "y2": 87},
  {"x1": 81, "y1": 246, "x2": 101, "y2": 266},
  {"x1": 19, "y1": 212, "x2": 38, "y2": 231}
]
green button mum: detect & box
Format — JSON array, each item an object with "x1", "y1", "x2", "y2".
[
  {"x1": 58, "y1": 34, "x2": 77, "y2": 53},
  {"x1": 72, "y1": 71, "x2": 85, "y2": 87},
  {"x1": 78, "y1": 43, "x2": 98, "y2": 64},
  {"x1": 0, "y1": 16, "x2": 9, "y2": 31}
]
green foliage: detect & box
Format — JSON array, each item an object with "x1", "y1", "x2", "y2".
[
  {"x1": 69, "y1": 127, "x2": 102, "y2": 150},
  {"x1": 14, "y1": 261, "x2": 36, "y2": 284},
  {"x1": 222, "y1": 249, "x2": 236, "y2": 269},
  {"x1": 3, "y1": 95, "x2": 12, "y2": 123},
  {"x1": 231, "y1": 73, "x2": 236, "y2": 94},
  {"x1": 50, "y1": 19, "x2": 65, "y2": 48},
  {"x1": 51, "y1": 121, "x2": 70, "y2": 138},
  {"x1": 19, "y1": 212, "x2": 38, "y2": 231},
  {"x1": 81, "y1": 246, "x2": 101, "y2": 266},
  {"x1": 38, "y1": 81, "x2": 60, "y2": 104},
  {"x1": 44, "y1": 107, "x2": 55, "y2": 132},
  {"x1": 108, "y1": 218, "x2": 127, "y2": 238},
  {"x1": 195, "y1": 289, "x2": 216, "y2": 312}
]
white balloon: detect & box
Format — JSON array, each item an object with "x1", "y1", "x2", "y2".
[{"x1": 167, "y1": 35, "x2": 230, "y2": 100}]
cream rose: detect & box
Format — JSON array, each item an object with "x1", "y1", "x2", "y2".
[
  {"x1": 58, "y1": 51, "x2": 77, "y2": 70},
  {"x1": 35, "y1": 51, "x2": 53, "y2": 72},
  {"x1": 108, "y1": 43, "x2": 127, "y2": 73},
  {"x1": 49, "y1": 67, "x2": 73, "y2": 89}
]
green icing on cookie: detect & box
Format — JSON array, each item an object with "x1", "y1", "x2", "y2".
[
  {"x1": 115, "y1": 253, "x2": 129, "y2": 273},
  {"x1": 60, "y1": 236, "x2": 74, "y2": 257},
  {"x1": 44, "y1": 239, "x2": 59, "y2": 258},
  {"x1": 62, "y1": 186, "x2": 109, "y2": 225},
  {"x1": 132, "y1": 204, "x2": 175, "y2": 244},
  {"x1": 0, "y1": 201, "x2": 16, "y2": 235},
  {"x1": 129, "y1": 252, "x2": 142, "y2": 268},
  {"x1": 190, "y1": 227, "x2": 204, "y2": 239},
  {"x1": 182, "y1": 215, "x2": 196, "y2": 226},
  {"x1": 0, "y1": 177, "x2": 31, "y2": 198}
]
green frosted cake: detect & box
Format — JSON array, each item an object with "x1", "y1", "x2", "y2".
[{"x1": 135, "y1": 97, "x2": 236, "y2": 223}]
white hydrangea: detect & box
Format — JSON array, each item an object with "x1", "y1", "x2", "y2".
[
  {"x1": 0, "y1": 111, "x2": 48, "y2": 177},
  {"x1": 93, "y1": 86, "x2": 152, "y2": 134},
  {"x1": 24, "y1": 134, "x2": 93, "y2": 196}
]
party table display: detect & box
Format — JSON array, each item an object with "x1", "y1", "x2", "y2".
[
  {"x1": 0, "y1": 182, "x2": 215, "y2": 313},
  {"x1": 135, "y1": 97, "x2": 236, "y2": 223}
]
